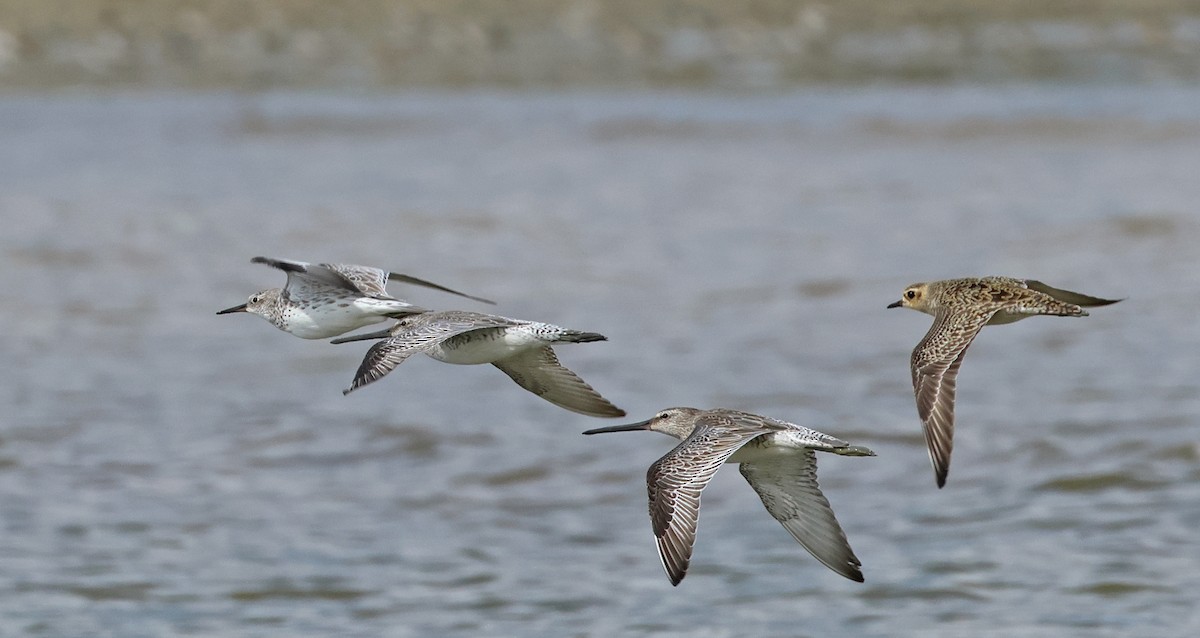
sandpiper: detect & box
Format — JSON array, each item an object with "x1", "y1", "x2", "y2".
[
  {"x1": 584, "y1": 407, "x2": 873, "y2": 585},
  {"x1": 888, "y1": 277, "x2": 1121, "y2": 488},
  {"x1": 332, "y1": 310, "x2": 625, "y2": 417},
  {"x1": 217, "y1": 256, "x2": 493, "y2": 339}
]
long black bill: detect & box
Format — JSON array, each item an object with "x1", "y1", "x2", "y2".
[
  {"x1": 329, "y1": 328, "x2": 394, "y2": 344},
  {"x1": 886, "y1": 300, "x2": 903, "y2": 309},
  {"x1": 216, "y1": 303, "x2": 248, "y2": 315},
  {"x1": 582, "y1": 419, "x2": 653, "y2": 435}
]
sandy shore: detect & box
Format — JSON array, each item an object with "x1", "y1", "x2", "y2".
[{"x1": 1, "y1": 0, "x2": 1198, "y2": 88}]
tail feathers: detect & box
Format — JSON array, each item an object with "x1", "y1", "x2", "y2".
[
  {"x1": 560, "y1": 331, "x2": 607, "y2": 343},
  {"x1": 1025, "y1": 280, "x2": 1123, "y2": 308}
]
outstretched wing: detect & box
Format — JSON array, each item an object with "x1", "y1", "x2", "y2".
[
  {"x1": 344, "y1": 337, "x2": 432, "y2": 395},
  {"x1": 252, "y1": 256, "x2": 493, "y2": 304},
  {"x1": 251, "y1": 256, "x2": 357, "y2": 300},
  {"x1": 327, "y1": 262, "x2": 495, "y2": 304},
  {"x1": 646, "y1": 413, "x2": 769, "y2": 585},
  {"x1": 322, "y1": 263, "x2": 493, "y2": 303},
  {"x1": 492, "y1": 347, "x2": 625, "y2": 417},
  {"x1": 250, "y1": 256, "x2": 311, "y2": 275},
  {"x1": 321, "y1": 263, "x2": 393, "y2": 297},
  {"x1": 739, "y1": 451, "x2": 863, "y2": 582},
  {"x1": 1023, "y1": 279, "x2": 1122, "y2": 308},
  {"x1": 342, "y1": 312, "x2": 519, "y2": 394},
  {"x1": 386, "y1": 272, "x2": 496, "y2": 305},
  {"x1": 910, "y1": 307, "x2": 992, "y2": 488}
]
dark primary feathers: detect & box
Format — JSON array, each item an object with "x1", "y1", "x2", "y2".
[
  {"x1": 1023, "y1": 280, "x2": 1122, "y2": 308},
  {"x1": 251, "y1": 256, "x2": 494, "y2": 304}
]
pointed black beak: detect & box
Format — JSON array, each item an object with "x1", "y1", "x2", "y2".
[
  {"x1": 330, "y1": 328, "x2": 394, "y2": 344},
  {"x1": 886, "y1": 300, "x2": 903, "y2": 309},
  {"x1": 582, "y1": 419, "x2": 653, "y2": 435},
  {"x1": 216, "y1": 303, "x2": 248, "y2": 315}
]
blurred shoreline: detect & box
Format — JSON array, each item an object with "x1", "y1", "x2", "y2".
[{"x1": 1, "y1": 0, "x2": 1198, "y2": 90}]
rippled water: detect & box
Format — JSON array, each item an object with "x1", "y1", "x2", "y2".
[{"x1": 1, "y1": 86, "x2": 1198, "y2": 637}]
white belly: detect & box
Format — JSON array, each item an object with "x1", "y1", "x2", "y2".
[
  {"x1": 283, "y1": 307, "x2": 386, "y2": 339},
  {"x1": 426, "y1": 328, "x2": 541, "y2": 365}
]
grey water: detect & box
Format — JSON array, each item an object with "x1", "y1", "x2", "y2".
[{"x1": 0, "y1": 85, "x2": 1198, "y2": 637}]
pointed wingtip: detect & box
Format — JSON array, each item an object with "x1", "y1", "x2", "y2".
[
  {"x1": 1025, "y1": 280, "x2": 1124, "y2": 308},
  {"x1": 250, "y1": 256, "x2": 305, "y2": 272},
  {"x1": 386, "y1": 271, "x2": 496, "y2": 305}
]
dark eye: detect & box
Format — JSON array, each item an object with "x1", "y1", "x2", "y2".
[{"x1": 906, "y1": 290, "x2": 916, "y2": 299}]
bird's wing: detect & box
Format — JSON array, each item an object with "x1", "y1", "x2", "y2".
[
  {"x1": 739, "y1": 450, "x2": 863, "y2": 582},
  {"x1": 1023, "y1": 279, "x2": 1122, "y2": 307},
  {"x1": 491, "y1": 347, "x2": 625, "y2": 417},
  {"x1": 342, "y1": 313, "x2": 518, "y2": 395},
  {"x1": 386, "y1": 272, "x2": 496, "y2": 305},
  {"x1": 754, "y1": 414, "x2": 851, "y2": 450},
  {"x1": 418, "y1": 311, "x2": 519, "y2": 333},
  {"x1": 321, "y1": 263, "x2": 394, "y2": 297},
  {"x1": 910, "y1": 307, "x2": 993, "y2": 488},
  {"x1": 646, "y1": 413, "x2": 770, "y2": 585},
  {"x1": 251, "y1": 256, "x2": 355, "y2": 299},
  {"x1": 324, "y1": 263, "x2": 494, "y2": 303},
  {"x1": 250, "y1": 256, "x2": 310, "y2": 274}
]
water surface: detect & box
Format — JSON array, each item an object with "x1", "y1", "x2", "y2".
[{"x1": 0, "y1": 86, "x2": 1198, "y2": 636}]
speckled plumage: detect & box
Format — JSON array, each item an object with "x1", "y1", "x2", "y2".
[
  {"x1": 888, "y1": 277, "x2": 1121, "y2": 488},
  {"x1": 583, "y1": 407, "x2": 875, "y2": 586},
  {"x1": 217, "y1": 256, "x2": 492, "y2": 339},
  {"x1": 332, "y1": 310, "x2": 625, "y2": 418}
]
